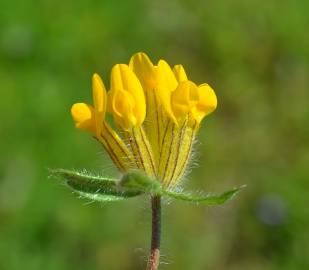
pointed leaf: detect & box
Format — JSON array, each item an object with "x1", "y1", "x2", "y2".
[
  {"x1": 163, "y1": 185, "x2": 246, "y2": 205},
  {"x1": 50, "y1": 169, "x2": 143, "y2": 202},
  {"x1": 75, "y1": 191, "x2": 128, "y2": 202}
]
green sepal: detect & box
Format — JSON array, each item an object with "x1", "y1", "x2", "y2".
[
  {"x1": 120, "y1": 170, "x2": 161, "y2": 194},
  {"x1": 163, "y1": 185, "x2": 246, "y2": 205},
  {"x1": 50, "y1": 169, "x2": 142, "y2": 202}
]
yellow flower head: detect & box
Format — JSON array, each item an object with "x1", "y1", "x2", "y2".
[{"x1": 71, "y1": 52, "x2": 217, "y2": 187}]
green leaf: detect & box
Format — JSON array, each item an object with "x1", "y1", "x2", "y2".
[
  {"x1": 75, "y1": 191, "x2": 128, "y2": 202},
  {"x1": 50, "y1": 169, "x2": 143, "y2": 202},
  {"x1": 50, "y1": 169, "x2": 245, "y2": 205},
  {"x1": 163, "y1": 185, "x2": 246, "y2": 205}
]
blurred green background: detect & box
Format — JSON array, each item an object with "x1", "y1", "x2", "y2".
[{"x1": 1, "y1": 0, "x2": 308, "y2": 269}]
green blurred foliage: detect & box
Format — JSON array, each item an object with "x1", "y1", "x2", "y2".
[{"x1": 0, "y1": 0, "x2": 308, "y2": 269}]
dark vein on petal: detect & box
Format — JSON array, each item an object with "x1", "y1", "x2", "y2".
[
  {"x1": 168, "y1": 119, "x2": 187, "y2": 186},
  {"x1": 97, "y1": 134, "x2": 125, "y2": 172},
  {"x1": 162, "y1": 123, "x2": 175, "y2": 182},
  {"x1": 132, "y1": 128, "x2": 146, "y2": 172},
  {"x1": 174, "y1": 121, "x2": 197, "y2": 181},
  {"x1": 103, "y1": 122, "x2": 129, "y2": 159},
  {"x1": 139, "y1": 127, "x2": 156, "y2": 176},
  {"x1": 159, "y1": 119, "x2": 170, "y2": 164}
]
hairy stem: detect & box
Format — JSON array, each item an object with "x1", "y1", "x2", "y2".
[{"x1": 147, "y1": 195, "x2": 161, "y2": 270}]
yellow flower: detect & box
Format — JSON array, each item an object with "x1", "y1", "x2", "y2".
[
  {"x1": 71, "y1": 73, "x2": 134, "y2": 172},
  {"x1": 71, "y1": 73, "x2": 106, "y2": 135},
  {"x1": 108, "y1": 64, "x2": 146, "y2": 130},
  {"x1": 71, "y1": 52, "x2": 217, "y2": 188}
]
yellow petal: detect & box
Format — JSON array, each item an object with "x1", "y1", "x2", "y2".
[
  {"x1": 71, "y1": 103, "x2": 96, "y2": 133},
  {"x1": 173, "y1": 65, "x2": 188, "y2": 82},
  {"x1": 157, "y1": 60, "x2": 178, "y2": 91},
  {"x1": 111, "y1": 88, "x2": 137, "y2": 130},
  {"x1": 92, "y1": 73, "x2": 107, "y2": 136},
  {"x1": 129, "y1": 52, "x2": 156, "y2": 91},
  {"x1": 171, "y1": 81, "x2": 199, "y2": 119},
  {"x1": 106, "y1": 89, "x2": 114, "y2": 113},
  {"x1": 110, "y1": 64, "x2": 146, "y2": 125},
  {"x1": 191, "y1": 83, "x2": 217, "y2": 123},
  {"x1": 156, "y1": 60, "x2": 178, "y2": 123}
]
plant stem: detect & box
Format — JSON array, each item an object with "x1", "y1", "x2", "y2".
[{"x1": 147, "y1": 195, "x2": 161, "y2": 270}]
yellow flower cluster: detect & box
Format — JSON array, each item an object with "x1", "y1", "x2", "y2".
[{"x1": 71, "y1": 52, "x2": 217, "y2": 187}]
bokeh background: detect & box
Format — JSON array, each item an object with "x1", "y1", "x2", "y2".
[{"x1": 1, "y1": 0, "x2": 308, "y2": 269}]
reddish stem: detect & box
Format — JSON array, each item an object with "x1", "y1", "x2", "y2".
[{"x1": 147, "y1": 195, "x2": 161, "y2": 270}]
